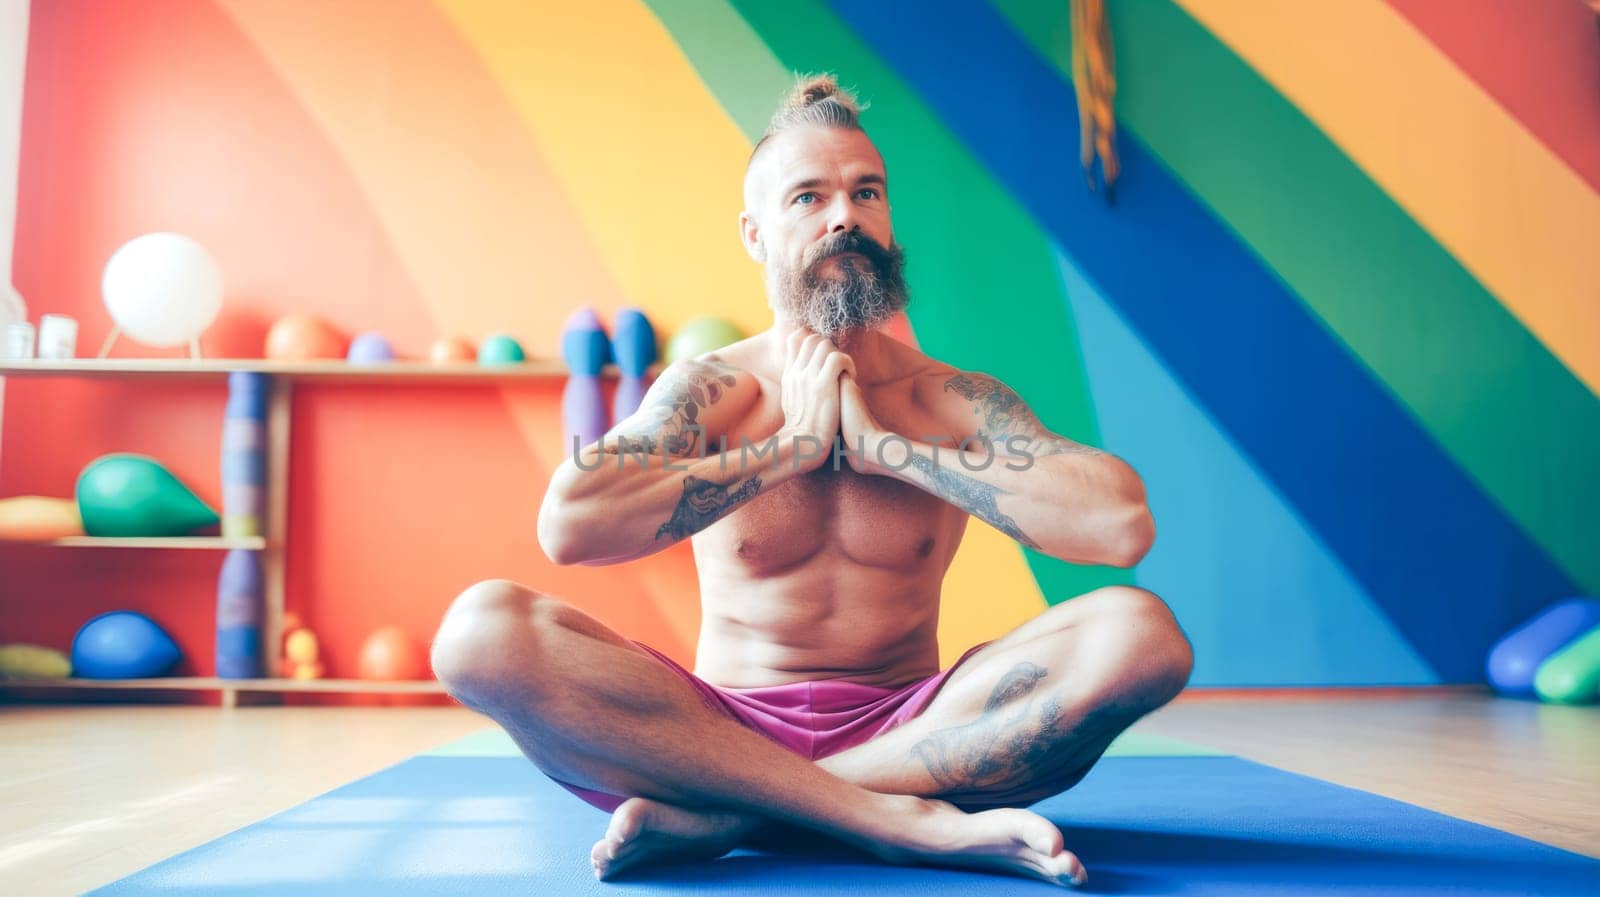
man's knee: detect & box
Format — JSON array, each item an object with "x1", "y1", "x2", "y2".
[
  {"x1": 431, "y1": 579, "x2": 567, "y2": 706},
  {"x1": 1075, "y1": 585, "x2": 1194, "y2": 710}
]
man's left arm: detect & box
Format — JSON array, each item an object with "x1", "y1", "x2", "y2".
[{"x1": 840, "y1": 371, "x2": 1154, "y2": 567}]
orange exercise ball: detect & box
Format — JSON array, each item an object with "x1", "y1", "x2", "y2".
[
  {"x1": 265, "y1": 314, "x2": 347, "y2": 361},
  {"x1": 356, "y1": 626, "x2": 425, "y2": 681},
  {"x1": 428, "y1": 336, "x2": 476, "y2": 363}
]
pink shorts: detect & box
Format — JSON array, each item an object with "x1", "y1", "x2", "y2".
[{"x1": 556, "y1": 640, "x2": 991, "y2": 812}]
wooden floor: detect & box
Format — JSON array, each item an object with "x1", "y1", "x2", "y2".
[{"x1": 3, "y1": 691, "x2": 1595, "y2": 895}]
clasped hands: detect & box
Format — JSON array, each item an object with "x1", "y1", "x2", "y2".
[{"x1": 777, "y1": 328, "x2": 899, "y2": 476}]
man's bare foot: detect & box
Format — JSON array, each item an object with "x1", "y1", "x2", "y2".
[
  {"x1": 882, "y1": 799, "x2": 1087, "y2": 888},
  {"x1": 590, "y1": 795, "x2": 1084, "y2": 887},
  {"x1": 590, "y1": 797, "x2": 758, "y2": 880}
]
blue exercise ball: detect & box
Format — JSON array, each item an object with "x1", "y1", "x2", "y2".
[
  {"x1": 71, "y1": 611, "x2": 182, "y2": 679},
  {"x1": 346, "y1": 331, "x2": 396, "y2": 363}
]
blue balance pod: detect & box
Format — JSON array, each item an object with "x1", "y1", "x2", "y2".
[{"x1": 71, "y1": 611, "x2": 182, "y2": 679}]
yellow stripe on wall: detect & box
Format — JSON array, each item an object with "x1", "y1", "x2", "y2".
[
  {"x1": 433, "y1": 0, "x2": 771, "y2": 339},
  {"x1": 1176, "y1": 0, "x2": 1600, "y2": 395},
  {"x1": 226, "y1": 0, "x2": 1049, "y2": 656},
  {"x1": 435, "y1": 0, "x2": 1048, "y2": 659},
  {"x1": 938, "y1": 519, "x2": 1052, "y2": 667}
]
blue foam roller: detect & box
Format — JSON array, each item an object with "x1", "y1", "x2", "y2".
[
  {"x1": 613, "y1": 374, "x2": 651, "y2": 423},
  {"x1": 225, "y1": 372, "x2": 270, "y2": 418},
  {"x1": 220, "y1": 449, "x2": 268, "y2": 486},
  {"x1": 1486, "y1": 597, "x2": 1600, "y2": 695},
  {"x1": 561, "y1": 308, "x2": 611, "y2": 376},
  {"x1": 562, "y1": 375, "x2": 609, "y2": 456},
  {"x1": 611, "y1": 307, "x2": 658, "y2": 377}
]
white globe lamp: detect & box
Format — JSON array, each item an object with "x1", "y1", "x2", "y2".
[{"x1": 100, "y1": 233, "x2": 223, "y2": 358}]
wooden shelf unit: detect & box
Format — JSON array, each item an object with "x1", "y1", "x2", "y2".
[
  {"x1": 36, "y1": 536, "x2": 270, "y2": 550},
  {"x1": 0, "y1": 357, "x2": 583, "y2": 383},
  {"x1": 0, "y1": 677, "x2": 447, "y2": 708},
  {"x1": 0, "y1": 356, "x2": 600, "y2": 704}
]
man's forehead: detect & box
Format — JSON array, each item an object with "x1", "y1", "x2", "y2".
[{"x1": 747, "y1": 127, "x2": 886, "y2": 202}]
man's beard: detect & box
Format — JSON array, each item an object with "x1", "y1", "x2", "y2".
[{"x1": 771, "y1": 230, "x2": 908, "y2": 337}]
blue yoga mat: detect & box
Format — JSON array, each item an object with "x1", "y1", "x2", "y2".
[{"x1": 88, "y1": 737, "x2": 1598, "y2": 895}]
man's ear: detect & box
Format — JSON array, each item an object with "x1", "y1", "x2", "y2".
[{"x1": 739, "y1": 211, "x2": 765, "y2": 262}]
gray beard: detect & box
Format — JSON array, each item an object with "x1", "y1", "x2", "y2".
[{"x1": 772, "y1": 250, "x2": 909, "y2": 338}]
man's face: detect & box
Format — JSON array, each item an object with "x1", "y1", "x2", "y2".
[{"x1": 742, "y1": 126, "x2": 908, "y2": 337}]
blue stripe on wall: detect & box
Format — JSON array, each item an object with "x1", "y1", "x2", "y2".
[
  {"x1": 1057, "y1": 251, "x2": 1437, "y2": 685},
  {"x1": 829, "y1": 0, "x2": 1576, "y2": 681}
]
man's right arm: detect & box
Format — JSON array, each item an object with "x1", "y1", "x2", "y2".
[{"x1": 537, "y1": 358, "x2": 809, "y2": 566}]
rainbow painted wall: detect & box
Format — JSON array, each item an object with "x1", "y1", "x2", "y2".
[{"x1": 1, "y1": 0, "x2": 1595, "y2": 688}]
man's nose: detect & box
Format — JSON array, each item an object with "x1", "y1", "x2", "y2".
[{"x1": 826, "y1": 194, "x2": 860, "y2": 234}]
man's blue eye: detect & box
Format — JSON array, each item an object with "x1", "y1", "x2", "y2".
[
  {"x1": 795, "y1": 193, "x2": 817, "y2": 204},
  {"x1": 857, "y1": 189, "x2": 880, "y2": 200}
]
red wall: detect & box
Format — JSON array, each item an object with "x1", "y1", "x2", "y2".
[{"x1": 0, "y1": 0, "x2": 701, "y2": 701}]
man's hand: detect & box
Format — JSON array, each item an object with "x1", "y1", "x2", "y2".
[
  {"x1": 778, "y1": 329, "x2": 855, "y2": 474},
  {"x1": 839, "y1": 373, "x2": 888, "y2": 475}
]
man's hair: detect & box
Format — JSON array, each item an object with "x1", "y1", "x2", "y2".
[{"x1": 748, "y1": 74, "x2": 866, "y2": 167}]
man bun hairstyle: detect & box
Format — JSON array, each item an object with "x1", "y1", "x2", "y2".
[{"x1": 750, "y1": 74, "x2": 867, "y2": 163}]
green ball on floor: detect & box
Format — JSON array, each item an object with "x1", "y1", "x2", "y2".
[{"x1": 1534, "y1": 627, "x2": 1600, "y2": 705}]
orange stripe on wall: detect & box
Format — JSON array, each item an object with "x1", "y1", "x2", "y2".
[
  {"x1": 215, "y1": 0, "x2": 701, "y2": 658},
  {"x1": 214, "y1": 0, "x2": 629, "y2": 358},
  {"x1": 1177, "y1": 0, "x2": 1600, "y2": 396}
]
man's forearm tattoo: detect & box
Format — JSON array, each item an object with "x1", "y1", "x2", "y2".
[
  {"x1": 912, "y1": 661, "x2": 1132, "y2": 796},
  {"x1": 655, "y1": 474, "x2": 762, "y2": 541},
  {"x1": 905, "y1": 453, "x2": 1041, "y2": 550},
  {"x1": 606, "y1": 361, "x2": 739, "y2": 458},
  {"x1": 944, "y1": 373, "x2": 1099, "y2": 457}
]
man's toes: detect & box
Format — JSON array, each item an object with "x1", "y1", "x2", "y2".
[
  {"x1": 1016, "y1": 813, "x2": 1064, "y2": 857},
  {"x1": 1054, "y1": 851, "x2": 1087, "y2": 887},
  {"x1": 605, "y1": 798, "x2": 649, "y2": 845}
]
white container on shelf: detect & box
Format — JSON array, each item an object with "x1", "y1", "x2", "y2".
[
  {"x1": 2, "y1": 320, "x2": 31, "y2": 359},
  {"x1": 37, "y1": 314, "x2": 77, "y2": 359}
]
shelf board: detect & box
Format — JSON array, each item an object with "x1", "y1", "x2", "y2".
[
  {"x1": 0, "y1": 358, "x2": 640, "y2": 384},
  {"x1": 25, "y1": 536, "x2": 270, "y2": 550},
  {"x1": 0, "y1": 676, "x2": 447, "y2": 694}
]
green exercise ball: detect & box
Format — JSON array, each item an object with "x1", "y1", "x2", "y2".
[
  {"x1": 76, "y1": 454, "x2": 219, "y2": 537},
  {"x1": 665, "y1": 316, "x2": 744, "y2": 363},
  {"x1": 1534, "y1": 627, "x2": 1600, "y2": 705},
  {"x1": 477, "y1": 333, "x2": 527, "y2": 366}
]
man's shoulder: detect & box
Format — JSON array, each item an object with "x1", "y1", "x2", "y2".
[
  {"x1": 906, "y1": 357, "x2": 980, "y2": 402},
  {"x1": 906, "y1": 361, "x2": 1026, "y2": 433},
  {"x1": 647, "y1": 352, "x2": 767, "y2": 427}
]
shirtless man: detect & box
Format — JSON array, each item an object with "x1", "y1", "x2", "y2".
[{"x1": 431, "y1": 76, "x2": 1193, "y2": 888}]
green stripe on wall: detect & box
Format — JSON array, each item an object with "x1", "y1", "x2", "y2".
[
  {"x1": 645, "y1": 0, "x2": 1131, "y2": 603},
  {"x1": 992, "y1": 0, "x2": 1600, "y2": 592}
]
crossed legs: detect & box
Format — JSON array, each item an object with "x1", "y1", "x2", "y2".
[{"x1": 430, "y1": 580, "x2": 1192, "y2": 886}]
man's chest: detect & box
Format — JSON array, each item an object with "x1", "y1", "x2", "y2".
[{"x1": 712, "y1": 383, "x2": 962, "y2": 572}]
